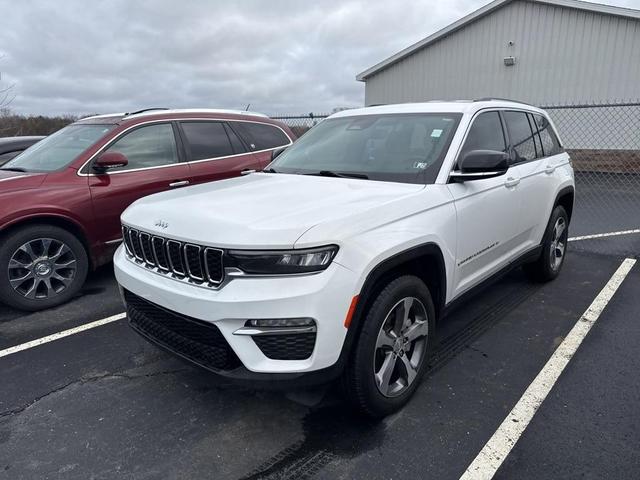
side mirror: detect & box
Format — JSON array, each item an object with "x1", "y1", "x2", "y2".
[
  {"x1": 271, "y1": 147, "x2": 286, "y2": 161},
  {"x1": 93, "y1": 151, "x2": 128, "y2": 173},
  {"x1": 450, "y1": 150, "x2": 509, "y2": 182}
]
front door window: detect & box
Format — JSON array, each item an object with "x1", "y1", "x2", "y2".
[{"x1": 103, "y1": 123, "x2": 179, "y2": 172}]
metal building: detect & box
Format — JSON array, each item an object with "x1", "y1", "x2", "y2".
[
  {"x1": 357, "y1": 0, "x2": 640, "y2": 108},
  {"x1": 356, "y1": 0, "x2": 640, "y2": 258}
]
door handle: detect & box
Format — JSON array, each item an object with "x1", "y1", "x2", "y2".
[
  {"x1": 241, "y1": 169, "x2": 256, "y2": 175},
  {"x1": 544, "y1": 164, "x2": 556, "y2": 174},
  {"x1": 169, "y1": 180, "x2": 190, "y2": 188},
  {"x1": 504, "y1": 177, "x2": 520, "y2": 188}
]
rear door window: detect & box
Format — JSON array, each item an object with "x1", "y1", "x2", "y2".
[
  {"x1": 533, "y1": 114, "x2": 562, "y2": 156},
  {"x1": 504, "y1": 111, "x2": 537, "y2": 163},
  {"x1": 224, "y1": 124, "x2": 246, "y2": 153},
  {"x1": 180, "y1": 122, "x2": 235, "y2": 160},
  {"x1": 528, "y1": 114, "x2": 543, "y2": 158},
  {"x1": 231, "y1": 122, "x2": 291, "y2": 150}
]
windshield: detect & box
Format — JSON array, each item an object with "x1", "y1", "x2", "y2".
[
  {"x1": 3, "y1": 124, "x2": 115, "y2": 172},
  {"x1": 270, "y1": 113, "x2": 461, "y2": 184}
]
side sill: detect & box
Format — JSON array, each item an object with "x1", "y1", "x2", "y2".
[{"x1": 441, "y1": 245, "x2": 542, "y2": 318}]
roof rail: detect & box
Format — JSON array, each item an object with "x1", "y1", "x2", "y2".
[
  {"x1": 473, "y1": 97, "x2": 536, "y2": 106},
  {"x1": 124, "y1": 108, "x2": 169, "y2": 116},
  {"x1": 124, "y1": 108, "x2": 269, "y2": 119},
  {"x1": 78, "y1": 113, "x2": 126, "y2": 121}
]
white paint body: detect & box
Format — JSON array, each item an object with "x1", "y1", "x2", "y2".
[{"x1": 114, "y1": 100, "x2": 575, "y2": 374}]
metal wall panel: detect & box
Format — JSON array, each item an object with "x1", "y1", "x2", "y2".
[{"x1": 364, "y1": 0, "x2": 640, "y2": 106}]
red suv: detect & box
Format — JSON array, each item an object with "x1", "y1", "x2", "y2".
[{"x1": 0, "y1": 108, "x2": 295, "y2": 311}]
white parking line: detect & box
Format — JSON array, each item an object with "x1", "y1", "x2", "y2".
[
  {"x1": 0, "y1": 313, "x2": 126, "y2": 359},
  {"x1": 459, "y1": 257, "x2": 636, "y2": 480},
  {"x1": 569, "y1": 228, "x2": 640, "y2": 242}
]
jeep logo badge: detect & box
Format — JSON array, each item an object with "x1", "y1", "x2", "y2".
[{"x1": 155, "y1": 220, "x2": 169, "y2": 229}]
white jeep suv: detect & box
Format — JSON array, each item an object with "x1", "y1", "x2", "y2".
[{"x1": 114, "y1": 100, "x2": 574, "y2": 417}]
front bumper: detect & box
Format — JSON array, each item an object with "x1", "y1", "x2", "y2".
[{"x1": 113, "y1": 246, "x2": 359, "y2": 380}]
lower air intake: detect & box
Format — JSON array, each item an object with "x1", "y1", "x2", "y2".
[
  {"x1": 253, "y1": 333, "x2": 316, "y2": 360},
  {"x1": 124, "y1": 290, "x2": 241, "y2": 371}
]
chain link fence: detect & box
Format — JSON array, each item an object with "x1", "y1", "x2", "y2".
[
  {"x1": 544, "y1": 102, "x2": 640, "y2": 256},
  {"x1": 273, "y1": 103, "x2": 640, "y2": 256},
  {"x1": 270, "y1": 114, "x2": 329, "y2": 138}
]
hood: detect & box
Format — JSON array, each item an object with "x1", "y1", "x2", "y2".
[
  {"x1": 122, "y1": 173, "x2": 425, "y2": 249},
  {"x1": 0, "y1": 171, "x2": 47, "y2": 192}
]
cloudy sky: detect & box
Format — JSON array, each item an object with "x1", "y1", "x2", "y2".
[{"x1": 0, "y1": 0, "x2": 638, "y2": 116}]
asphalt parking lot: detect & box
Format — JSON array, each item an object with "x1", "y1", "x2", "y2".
[
  {"x1": 1, "y1": 243, "x2": 638, "y2": 480},
  {"x1": 570, "y1": 173, "x2": 640, "y2": 256}
]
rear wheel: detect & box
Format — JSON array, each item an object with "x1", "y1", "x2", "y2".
[
  {"x1": 0, "y1": 225, "x2": 88, "y2": 311},
  {"x1": 524, "y1": 205, "x2": 569, "y2": 282},
  {"x1": 342, "y1": 275, "x2": 435, "y2": 417}
]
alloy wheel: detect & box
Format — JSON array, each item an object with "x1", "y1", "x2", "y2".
[
  {"x1": 550, "y1": 217, "x2": 567, "y2": 271},
  {"x1": 8, "y1": 238, "x2": 77, "y2": 300},
  {"x1": 373, "y1": 297, "x2": 429, "y2": 397}
]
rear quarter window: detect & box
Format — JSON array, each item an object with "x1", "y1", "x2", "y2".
[{"x1": 231, "y1": 122, "x2": 291, "y2": 150}]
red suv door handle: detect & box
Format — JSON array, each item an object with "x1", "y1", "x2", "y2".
[{"x1": 169, "y1": 180, "x2": 190, "y2": 188}]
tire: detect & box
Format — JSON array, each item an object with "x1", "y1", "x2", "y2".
[
  {"x1": 342, "y1": 275, "x2": 436, "y2": 418},
  {"x1": 523, "y1": 205, "x2": 569, "y2": 282},
  {"x1": 0, "y1": 224, "x2": 89, "y2": 311}
]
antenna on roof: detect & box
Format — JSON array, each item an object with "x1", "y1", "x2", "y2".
[
  {"x1": 245, "y1": 104, "x2": 251, "y2": 111},
  {"x1": 124, "y1": 108, "x2": 169, "y2": 116}
]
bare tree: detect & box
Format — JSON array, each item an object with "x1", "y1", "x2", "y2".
[
  {"x1": 0, "y1": 79, "x2": 13, "y2": 109},
  {"x1": 0, "y1": 55, "x2": 15, "y2": 110},
  {"x1": 0, "y1": 55, "x2": 17, "y2": 136}
]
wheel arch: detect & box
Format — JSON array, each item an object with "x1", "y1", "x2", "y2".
[
  {"x1": 0, "y1": 215, "x2": 93, "y2": 268},
  {"x1": 337, "y1": 242, "x2": 447, "y2": 368},
  {"x1": 554, "y1": 185, "x2": 575, "y2": 223}
]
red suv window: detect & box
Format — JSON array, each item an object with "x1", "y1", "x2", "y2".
[
  {"x1": 180, "y1": 122, "x2": 236, "y2": 160},
  {"x1": 104, "y1": 123, "x2": 179, "y2": 172},
  {"x1": 231, "y1": 121, "x2": 291, "y2": 150}
]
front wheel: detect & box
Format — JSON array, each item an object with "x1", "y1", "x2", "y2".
[
  {"x1": 524, "y1": 205, "x2": 569, "y2": 282},
  {"x1": 0, "y1": 224, "x2": 88, "y2": 311},
  {"x1": 342, "y1": 275, "x2": 436, "y2": 417}
]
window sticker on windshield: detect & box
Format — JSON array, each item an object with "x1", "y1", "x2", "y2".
[
  {"x1": 431, "y1": 129, "x2": 443, "y2": 138},
  {"x1": 413, "y1": 161, "x2": 428, "y2": 169}
]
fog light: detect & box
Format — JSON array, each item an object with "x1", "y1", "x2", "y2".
[{"x1": 247, "y1": 318, "x2": 315, "y2": 328}]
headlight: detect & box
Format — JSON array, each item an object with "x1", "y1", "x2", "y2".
[{"x1": 226, "y1": 245, "x2": 338, "y2": 274}]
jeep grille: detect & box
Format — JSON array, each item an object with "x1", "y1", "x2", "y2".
[{"x1": 122, "y1": 226, "x2": 224, "y2": 286}]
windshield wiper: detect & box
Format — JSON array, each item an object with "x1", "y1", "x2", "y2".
[
  {"x1": 0, "y1": 167, "x2": 27, "y2": 172},
  {"x1": 262, "y1": 167, "x2": 278, "y2": 173},
  {"x1": 305, "y1": 170, "x2": 369, "y2": 180}
]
